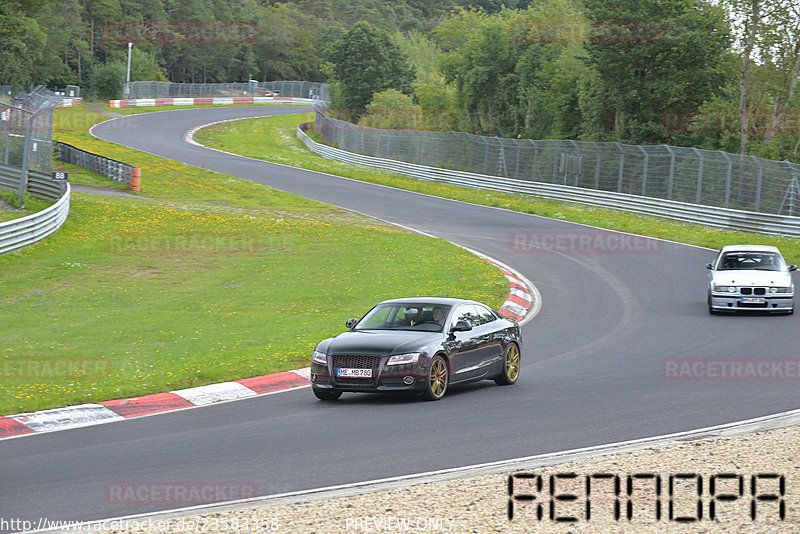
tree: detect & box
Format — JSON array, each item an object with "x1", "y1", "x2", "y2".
[
  {"x1": 325, "y1": 22, "x2": 415, "y2": 120},
  {"x1": 0, "y1": 2, "x2": 47, "y2": 85},
  {"x1": 358, "y1": 89, "x2": 423, "y2": 129},
  {"x1": 439, "y1": 11, "x2": 522, "y2": 136},
  {"x1": 89, "y1": 62, "x2": 125, "y2": 99},
  {"x1": 581, "y1": 0, "x2": 732, "y2": 144}
]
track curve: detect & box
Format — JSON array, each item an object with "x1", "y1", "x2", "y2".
[{"x1": 1, "y1": 106, "x2": 798, "y2": 528}]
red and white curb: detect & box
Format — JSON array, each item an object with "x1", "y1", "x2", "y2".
[
  {"x1": 0, "y1": 368, "x2": 310, "y2": 440},
  {"x1": 109, "y1": 96, "x2": 317, "y2": 108},
  {"x1": 487, "y1": 259, "x2": 536, "y2": 323}
]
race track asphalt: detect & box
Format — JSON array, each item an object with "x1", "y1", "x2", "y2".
[{"x1": 1, "y1": 106, "x2": 798, "y2": 529}]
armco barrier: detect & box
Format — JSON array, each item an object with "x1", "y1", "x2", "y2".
[
  {"x1": 55, "y1": 142, "x2": 138, "y2": 187},
  {"x1": 0, "y1": 183, "x2": 71, "y2": 255},
  {"x1": 0, "y1": 164, "x2": 66, "y2": 201},
  {"x1": 296, "y1": 124, "x2": 800, "y2": 238}
]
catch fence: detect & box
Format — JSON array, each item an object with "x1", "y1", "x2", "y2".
[
  {"x1": 315, "y1": 109, "x2": 800, "y2": 217},
  {"x1": 0, "y1": 86, "x2": 63, "y2": 202},
  {"x1": 124, "y1": 80, "x2": 329, "y2": 101}
]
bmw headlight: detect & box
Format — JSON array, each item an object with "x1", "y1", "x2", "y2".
[
  {"x1": 386, "y1": 352, "x2": 420, "y2": 366},
  {"x1": 714, "y1": 285, "x2": 736, "y2": 293},
  {"x1": 312, "y1": 350, "x2": 327, "y2": 365},
  {"x1": 771, "y1": 287, "x2": 792, "y2": 293}
]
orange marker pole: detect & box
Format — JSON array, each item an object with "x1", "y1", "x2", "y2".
[{"x1": 130, "y1": 168, "x2": 141, "y2": 192}]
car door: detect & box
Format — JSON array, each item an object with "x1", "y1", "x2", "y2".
[
  {"x1": 473, "y1": 303, "x2": 506, "y2": 371},
  {"x1": 448, "y1": 304, "x2": 490, "y2": 381}
]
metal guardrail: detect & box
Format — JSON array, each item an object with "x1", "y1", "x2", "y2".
[
  {"x1": 0, "y1": 183, "x2": 71, "y2": 255},
  {"x1": 0, "y1": 164, "x2": 65, "y2": 201},
  {"x1": 297, "y1": 123, "x2": 800, "y2": 238},
  {"x1": 55, "y1": 142, "x2": 137, "y2": 186}
]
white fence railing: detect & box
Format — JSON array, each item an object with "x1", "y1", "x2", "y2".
[
  {"x1": 0, "y1": 183, "x2": 71, "y2": 255},
  {"x1": 297, "y1": 124, "x2": 800, "y2": 238}
]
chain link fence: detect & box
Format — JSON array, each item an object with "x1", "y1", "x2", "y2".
[
  {"x1": 124, "y1": 80, "x2": 329, "y2": 101},
  {"x1": 0, "y1": 86, "x2": 62, "y2": 202},
  {"x1": 315, "y1": 109, "x2": 800, "y2": 217}
]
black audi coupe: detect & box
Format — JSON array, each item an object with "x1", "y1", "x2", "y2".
[{"x1": 310, "y1": 297, "x2": 522, "y2": 401}]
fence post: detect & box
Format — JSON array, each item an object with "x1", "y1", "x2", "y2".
[
  {"x1": 569, "y1": 140, "x2": 580, "y2": 186},
  {"x1": 16, "y1": 113, "x2": 34, "y2": 204},
  {"x1": 692, "y1": 148, "x2": 703, "y2": 204},
  {"x1": 663, "y1": 145, "x2": 675, "y2": 200},
  {"x1": 483, "y1": 137, "x2": 489, "y2": 175},
  {"x1": 752, "y1": 155, "x2": 763, "y2": 212},
  {"x1": 721, "y1": 151, "x2": 732, "y2": 209},
  {"x1": 638, "y1": 145, "x2": 648, "y2": 196},
  {"x1": 615, "y1": 142, "x2": 624, "y2": 193},
  {"x1": 593, "y1": 142, "x2": 601, "y2": 189}
]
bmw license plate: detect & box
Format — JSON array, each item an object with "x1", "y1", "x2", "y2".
[
  {"x1": 740, "y1": 297, "x2": 765, "y2": 304},
  {"x1": 337, "y1": 368, "x2": 372, "y2": 378}
]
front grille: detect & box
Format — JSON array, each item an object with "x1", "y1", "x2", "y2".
[
  {"x1": 332, "y1": 354, "x2": 381, "y2": 384},
  {"x1": 740, "y1": 287, "x2": 767, "y2": 295}
]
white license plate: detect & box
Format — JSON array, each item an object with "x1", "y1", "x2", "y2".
[
  {"x1": 337, "y1": 368, "x2": 372, "y2": 378},
  {"x1": 740, "y1": 297, "x2": 765, "y2": 304}
]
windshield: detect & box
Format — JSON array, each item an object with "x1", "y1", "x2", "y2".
[
  {"x1": 717, "y1": 252, "x2": 785, "y2": 271},
  {"x1": 355, "y1": 304, "x2": 451, "y2": 332}
]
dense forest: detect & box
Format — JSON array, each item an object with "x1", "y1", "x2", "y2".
[{"x1": 2, "y1": 0, "x2": 800, "y2": 160}]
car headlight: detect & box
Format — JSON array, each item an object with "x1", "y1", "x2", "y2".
[
  {"x1": 386, "y1": 352, "x2": 420, "y2": 365},
  {"x1": 713, "y1": 285, "x2": 737, "y2": 293},
  {"x1": 770, "y1": 287, "x2": 792, "y2": 293},
  {"x1": 312, "y1": 350, "x2": 327, "y2": 365}
]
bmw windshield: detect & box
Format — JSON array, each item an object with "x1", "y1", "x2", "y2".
[{"x1": 717, "y1": 252, "x2": 786, "y2": 271}]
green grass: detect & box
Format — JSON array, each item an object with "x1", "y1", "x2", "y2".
[
  {"x1": 0, "y1": 105, "x2": 508, "y2": 415},
  {"x1": 0, "y1": 190, "x2": 54, "y2": 223},
  {"x1": 196, "y1": 115, "x2": 800, "y2": 265}
]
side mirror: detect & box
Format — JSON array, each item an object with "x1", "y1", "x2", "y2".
[
  {"x1": 789, "y1": 265, "x2": 798, "y2": 272},
  {"x1": 706, "y1": 263, "x2": 713, "y2": 270},
  {"x1": 450, "y1": 320, "x2": 472, "y2": 333},
  {"x1": 345, "y1": 318, "x2": 358, "y2": 329}
]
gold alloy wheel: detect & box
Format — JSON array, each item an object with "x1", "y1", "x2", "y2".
[
  {"x1": 429, "y1": 357, "x2": 448, "y2": 399},
  {"x1": 506, "y1": 344, "x2": 520, "y2": 381}
]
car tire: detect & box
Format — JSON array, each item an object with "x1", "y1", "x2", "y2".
[
  {"x1": 313, "y1": 387, "x2": 342, "y2": 401},
  {"x1": 495, "y1": 343, "x2": 520, "y2": 385},
  {"x1": 422, "y1": 355, "x2": 448, "y2": 401}
]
